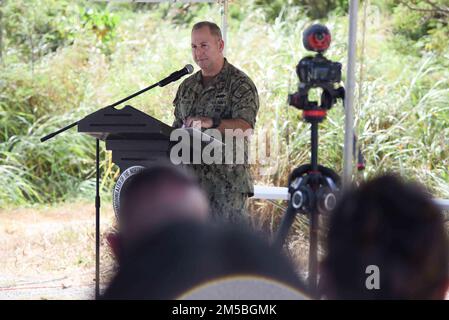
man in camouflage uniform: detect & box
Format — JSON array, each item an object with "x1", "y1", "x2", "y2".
[{"x1": 172, "y1": 21, "x2": 259, "y2": 225}]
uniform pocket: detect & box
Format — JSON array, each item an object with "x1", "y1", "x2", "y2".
[{"x1": 179, "y1": 98, "x2": 194, "y2": 119}]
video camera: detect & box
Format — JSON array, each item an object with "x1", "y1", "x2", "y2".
[
  {"x1": 297, "y1": 55, "x2": 342, "y2": 86},
  {"x1": 288, "y1": 24, "x2": 343, "y2": 111}
]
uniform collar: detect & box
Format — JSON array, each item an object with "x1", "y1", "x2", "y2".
[{"x1": 195, "y1": 58, "x2": 230, "y2": 88}]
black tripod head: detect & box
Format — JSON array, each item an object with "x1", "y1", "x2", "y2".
[
  {"x1": 288, "y1": 24, "x2": 345, "y2": 120},
  {"x1": 288, "y1": 164, "x2": 340, "y2": 215}
]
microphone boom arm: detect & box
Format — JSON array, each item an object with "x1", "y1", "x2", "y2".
[{"x1": 40, "y1": 65, "x2": 193, "y2": 143}]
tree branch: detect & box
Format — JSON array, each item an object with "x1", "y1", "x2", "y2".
[
  {"x1": 399, "y1": 0, "x2": 449, "y2": 15},
  {"x1": 424, "y1": 0, "x2": 449, "y2": 14}
]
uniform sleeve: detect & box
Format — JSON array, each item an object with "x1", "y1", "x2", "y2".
[
  {"x1": 230, "y1": 78, "x2": 259, "y2": 129},
  {"x1": 172, "y1": 84, "x2": 184, "y2": 128}
]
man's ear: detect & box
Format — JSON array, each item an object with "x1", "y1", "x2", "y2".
[
  {"x1": 106, "y1": 231, "x2": 122, "y2": 260},
  {"x1": 218, "y1": 39, "x2": 225, "y2": 53}
]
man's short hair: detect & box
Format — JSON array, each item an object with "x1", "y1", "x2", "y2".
[
  {"x1": 323, "y1": 174, "x2": 449, "y2": 299},
  {"x1": 192, "y1": 21, "x2": 222, "y2": 39}
]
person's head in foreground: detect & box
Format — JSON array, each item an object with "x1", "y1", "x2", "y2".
[
  {"x1": 101, "y1": 220, "x2": 308, "y2": 300},
  {"x1": 107, "y1": 164, "x2": 209, "y2": 260},
  {"x1": 322, "y1": 174, "x2": 449, "y2": 299}
]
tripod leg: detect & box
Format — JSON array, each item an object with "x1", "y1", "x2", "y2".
[
  {"x1": 308, "y1": 209, "x2": 319, "y2": 296},
  {"x1": 274, "y1": 202, "x2": 298, "y2": 249},
  {"x1": 309, "y1": 121, "x2": 320, "y2": 295}
]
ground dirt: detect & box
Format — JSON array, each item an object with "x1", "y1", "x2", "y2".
[{"x1": 0, "y1": 202, "x2": 116, "y2": 299}]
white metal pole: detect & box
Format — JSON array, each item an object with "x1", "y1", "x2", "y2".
[
  {"x1": 221, "y1": 0, "x2": 228, "y2": 57},
  {"x1": 343, "y1": 0, "x2": 358, "y2": 188}
]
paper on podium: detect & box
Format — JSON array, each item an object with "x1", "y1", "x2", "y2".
[{"x1": 172, "y1": 127, "x2": 225, "y2": 152}]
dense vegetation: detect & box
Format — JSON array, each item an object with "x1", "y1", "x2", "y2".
[{"x1": 0, "y1": 0, "x2": 448, "y2": 227}]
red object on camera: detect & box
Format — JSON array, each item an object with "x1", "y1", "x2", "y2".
[
  {"x1": 307, "y1": 33, "x2": 331, "y2": 52},
  {"x1": 303, "y1": 109, "x2": 327, "y2": 119},
  {"x1": 303, "y1": 24, "x2": 332, "y2": 53}
]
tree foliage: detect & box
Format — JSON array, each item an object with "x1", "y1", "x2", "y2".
[
  {"x1": 253, "y1": 0, "x2": 349, "y2": 21},
  {"x1": 389, "y1": 0, "x2": 449, "y2": 53}
]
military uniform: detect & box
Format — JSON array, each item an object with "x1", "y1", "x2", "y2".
[{"x1": 173, "y1": 58, "x2": 259, "y2": 224}]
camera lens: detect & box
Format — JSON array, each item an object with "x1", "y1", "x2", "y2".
[{"x1": 303, "y1": 24, "x2": 331, "y2": 53}]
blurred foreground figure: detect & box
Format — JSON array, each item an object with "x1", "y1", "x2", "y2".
[
  {"x1": 322, "y1": 174, "x2": 449, "y2": 299},
  {"x1": 102, "y1": 221, "x2": 307, "y2": 300},
  {"x1": 107, "y1": 165, "x2": 209, "y2": 261}
]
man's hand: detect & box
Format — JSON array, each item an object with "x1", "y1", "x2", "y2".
[
  {"x1": 184, "y1": 116, "x2": 252, "y2": 133},
  {"x1": 184, "y1": 116, "x2": 213, "y2": 129}
]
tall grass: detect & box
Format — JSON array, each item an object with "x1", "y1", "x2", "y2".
[{"x1": 1, "y1": 2, "x2": 448, "y2": 227}]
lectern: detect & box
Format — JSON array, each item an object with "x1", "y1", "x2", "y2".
[{"x1": 78, "y1": 105, "x2": 174, "y2": 172}]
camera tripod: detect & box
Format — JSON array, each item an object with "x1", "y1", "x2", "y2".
[
  {"x1": 273, "y1": 23, "x2": 365, "y2": 296},
  {"x1": 274, "y1": 84, "x2": 344, "y2": 295}
]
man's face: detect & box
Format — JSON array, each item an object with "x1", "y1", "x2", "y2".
[{"x1": 191, "y1": 26, "x2": 224, "y2": 72}]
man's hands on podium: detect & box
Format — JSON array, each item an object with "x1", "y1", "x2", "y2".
[
  {"x1": 184, "y1": 116, "x2": 213, "y2": 129},
  {"x1": 184, "y1": 116, "x2": 252, "y2": 133}
]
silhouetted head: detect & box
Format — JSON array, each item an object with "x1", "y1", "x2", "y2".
[
  {"x1": 102, "y1": 221, "x2": 307, "y2": 299},
  {"x1": 322, "y1": 174, "x2": 449, "y2": 299},
  {"x1": 109, "y1": 164, "x2": 209, "y2": 259}
]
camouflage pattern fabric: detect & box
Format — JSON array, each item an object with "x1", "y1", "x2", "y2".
[
  {"x1": 173, "y1": 59, "x2": 259, "y2": 222},
  {"x1": 209, "y1": 192, "x2": 250, "y2": 225}
]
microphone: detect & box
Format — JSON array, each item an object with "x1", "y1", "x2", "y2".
[{"x1": 158, "y1": 64, "x2": 194, "y2": 87}]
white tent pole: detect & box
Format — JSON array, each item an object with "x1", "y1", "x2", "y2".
[
  {"x1": 221, "y1": 0, "x2": 228, "y2": 57},
  {"x1": 343, "y1": 0, "x2": 358, "y2": 188}
]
